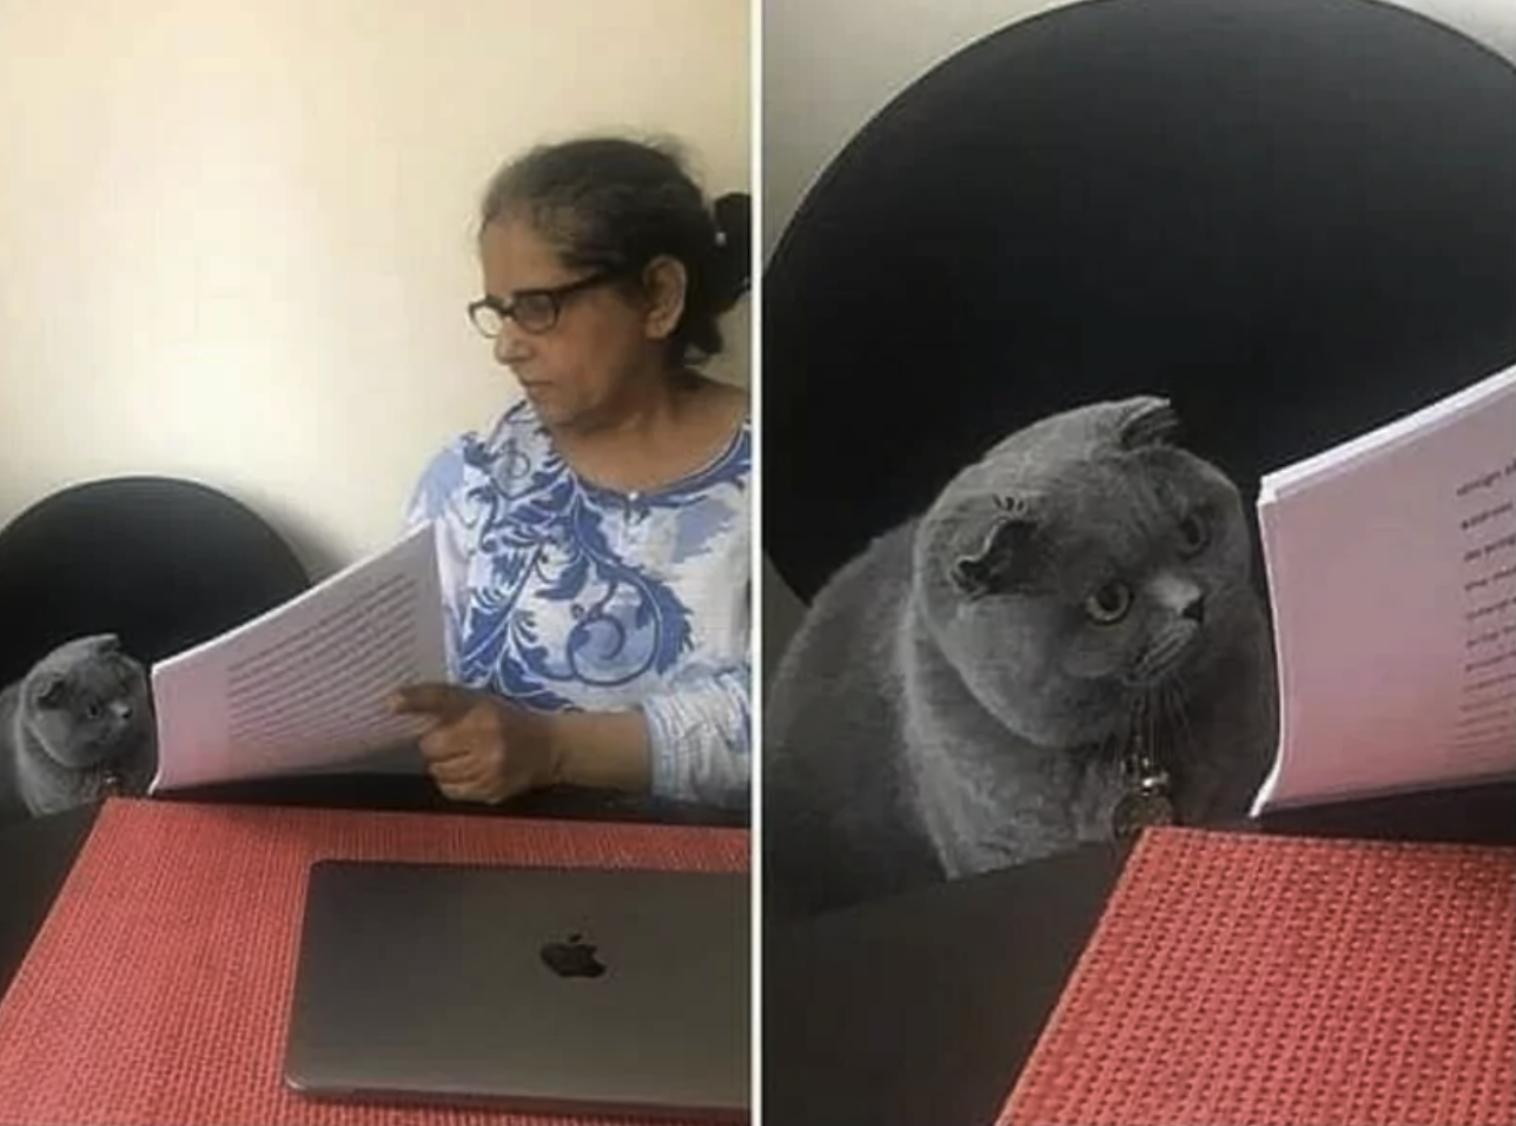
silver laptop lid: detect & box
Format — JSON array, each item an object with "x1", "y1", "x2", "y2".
[{"x1": 285, "y1": 859, "x2": 749, "y2": 1121}]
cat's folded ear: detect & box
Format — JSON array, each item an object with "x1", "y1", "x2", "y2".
[
  {"x1": 1116, "y1": 397, "x2": 1182, "y2": 450},
  {"x1": 81, "y1": 634, "x2": 121, "y2": 653},
  {"x1": 951, "y1": 498, "x2": 1038, "y2": 600},
  {"x1": 31, "y1": 673, "x2": 69, "y2": 710}
]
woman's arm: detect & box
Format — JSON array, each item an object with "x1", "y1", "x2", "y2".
[
  {"x1": 391, "y1": 662, "x2": 751, "y2": 810},
  {"x1": 543, "y1": 664, "x2": 751, "y2": 807},
  {"x1": 631, "y1": 663, "x2": 752, "y2": 809},
  {"x1": 545, "y1": 710, "x2": 653, "y2": 792}
]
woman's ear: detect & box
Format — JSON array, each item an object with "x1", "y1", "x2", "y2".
[{"x1": 640, "y1": 255, "x2": 688, "y2": 342}]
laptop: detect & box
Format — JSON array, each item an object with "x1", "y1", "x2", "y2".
[{"x1": 285, "y1": 859, "x2": 749, "y2": 1121}]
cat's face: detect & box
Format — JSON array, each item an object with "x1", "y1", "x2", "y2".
[
  {"x1": 917, "y1": 432, "x2": 1259, "y2": 750},
  {"x1": 25, "y1": 635, "x2": 154, "y2": 770}
]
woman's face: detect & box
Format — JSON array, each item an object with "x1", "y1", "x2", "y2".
[{"x1": 478, "y1": 218, "x2": 664, "y2": 430}]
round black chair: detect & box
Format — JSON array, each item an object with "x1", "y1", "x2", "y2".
[
  {"x1": 763, "y1": 0, "x2": 1516, "y2": 605},
  {"x1": 0, "y1": 477, "x2": 310, "y2": 686}
]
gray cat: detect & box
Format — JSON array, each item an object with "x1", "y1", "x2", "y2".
[
  {"x1": 0, "y1": 634, "x2": 157, "y2": 822},
  {"x1": 764, "y1": 396, "x2": 1279, "y2": 918}
]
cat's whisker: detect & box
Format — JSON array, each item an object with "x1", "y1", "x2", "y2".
[
  {"x1": 1155, "y1": 684, "x2": 1173, "y2": 764},
  {"x1": 1171, "y1": 686, "x2": 1192, "y2": 765},
  {"x1": 1145, "y1": 689, "x2": 1159, "y2": 776},
  {"x1": 1130, "y1": 688, "x2": 1159, "y2": 783},
  {"x1": 1095, "y1": 725, "x2": 1119, "y2": 769},
  {"x1": 1125, "y1": 692, "x2": 1145, "y2": 765},
  {"x1": 1134, "y1": 630, "x2": 1186, "y2": 685},
  {"x1": 1155, "y1": 682, "x2": 1173, "y2": 752},
  {"x1": 1171, "y1": 677, "x2": 1199, "y2": 758}
]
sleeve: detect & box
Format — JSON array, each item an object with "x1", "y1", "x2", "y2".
[
  {"x1": 404, "y1": 439, "x2": 469, "y2": 530},
  {"x1": 639, "y1": 659, "x2": 752, "y2": 809},
  {"x1": 403, "y1": 438, "x2": 475, "y2": 682}
]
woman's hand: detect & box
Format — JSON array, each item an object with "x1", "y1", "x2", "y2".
[{"x1": 387, "y1": 684, "x2": 562, "y2": 804}]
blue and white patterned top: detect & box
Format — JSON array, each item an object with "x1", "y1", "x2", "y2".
[{"x1": 404, "y1": 399, "x2": 751, "y2": 808}]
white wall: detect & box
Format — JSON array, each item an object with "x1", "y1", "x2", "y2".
[
  {"x1": 0, "y1": 0, "x2": 750, "y2": 580},
  {"x1": 758, "y1": 0, "x2": 1516, "y2": 681}
]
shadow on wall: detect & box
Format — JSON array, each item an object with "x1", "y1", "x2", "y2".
[{"x1": 251, "y1": 500, "x2": 348, "y2": 583}]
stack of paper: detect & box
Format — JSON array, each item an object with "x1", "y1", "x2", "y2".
[
  {"x1": 148, "y1": 521, "x2": 448, "y2": 792},
  {"x1": 1251, "y1": 364, "x2": 1516, "y2": 814}
]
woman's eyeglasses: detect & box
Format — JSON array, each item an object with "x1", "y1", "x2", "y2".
[{"x1": 467, "y1": 271, "x2": 619, "y2": 337}]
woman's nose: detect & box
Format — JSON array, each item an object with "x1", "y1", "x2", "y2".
[{"x1": 494, "y1": 323, "x2": 527, "y2": 365}]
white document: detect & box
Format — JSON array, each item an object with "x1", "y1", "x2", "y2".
[
  {"x1": 148, "y1": 521, "x2": 448, "y2": 793},
  {"x1": 1251, "y1": 364, "x2": 1516, "y2": 815}
]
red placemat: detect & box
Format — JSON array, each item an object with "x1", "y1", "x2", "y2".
[
  {"x1": 998, "y1": 826, "x2": 1516, "y2": 1126},
  {"x1": 0, "y1": 798, "x2": 748, "y2": 1126}
]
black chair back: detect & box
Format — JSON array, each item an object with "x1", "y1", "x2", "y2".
[
  {"x1": 764, "y1": 0, "x2": 1516, "y2": 602},
  {"x1": 0, "y1": 477, "x2": 310, "y2": 686}
]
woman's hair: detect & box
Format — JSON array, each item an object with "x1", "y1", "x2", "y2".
[{"x1": 479, "y1": 136, "x2": 752, "y2": 365}]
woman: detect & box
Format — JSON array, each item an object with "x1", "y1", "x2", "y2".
[{"x1": 390, "y1": 136, "x2": 751, "y2": 811}]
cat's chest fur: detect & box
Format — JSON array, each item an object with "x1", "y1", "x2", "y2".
[{"x1": 898, "y1": 605, "x2": 1125, "y2": 876}]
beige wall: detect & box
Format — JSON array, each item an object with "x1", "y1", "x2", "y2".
[
  {"x1": 758, "y1": 0, "x2": 1516, "y2": 682},
  {"x1": 0, "y1": 0, "x2": 750, "y2": 580}
]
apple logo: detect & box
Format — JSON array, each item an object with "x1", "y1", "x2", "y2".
[{"x1": 539, "y1": 932, "x2": 607, "y2": 979}]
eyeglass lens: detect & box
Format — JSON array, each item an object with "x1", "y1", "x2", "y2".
[{"x1": 470, "y1": 293, "x2": 559, "y2": 338}]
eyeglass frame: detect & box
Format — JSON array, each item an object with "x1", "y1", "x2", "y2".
[{"x1": 466, "y1": 269, "x2": 625, "y2": 338}]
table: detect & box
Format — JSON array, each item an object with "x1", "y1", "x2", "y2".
[
  {"x1": 0, "y1": 773, "x2": 746, "y2": 1003},
  {"x1": 5, "y1": 776, "x2": 1512, "y2": 1126},
  {"x1": 762, "y1": 779, "x2": 1516, "y2": 1126}
]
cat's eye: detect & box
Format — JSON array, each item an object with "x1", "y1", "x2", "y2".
[
  {"x1": 1084, "y1": 581, "x2": 1133, "y2": 625},
  {"x1": 1177, "y1": 512, "x2": 1210, "y2": 557}
]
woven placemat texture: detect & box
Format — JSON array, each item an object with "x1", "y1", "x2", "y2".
[
  {"x1": 998, "y1": 826, "x2": 1515, "y2": 1126},
  {"x1": 0, "y1": 798, "x2": 748, "y2": 1126}
]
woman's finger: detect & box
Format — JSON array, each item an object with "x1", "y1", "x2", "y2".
[
  {"x1": 436, "y1": 777, "x2": 486, "y2": 803},
  {"x1": 426, "y1": 753, "x2": 480, "y2": 783},
  {"x1": 419, "y1": 730, "x2": 473, "y2": 763},
  {"x1": 388, "y1": 682, "x2": 476, "y2": 718}
]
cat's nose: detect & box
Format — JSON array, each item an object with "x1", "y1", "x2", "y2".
[
  {"x1": 111, "y1": 701, "x2": 133, "y2": 721},
  {"x1": 1150, "y1": 574, "x2": 1205, "y2": 625}
]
